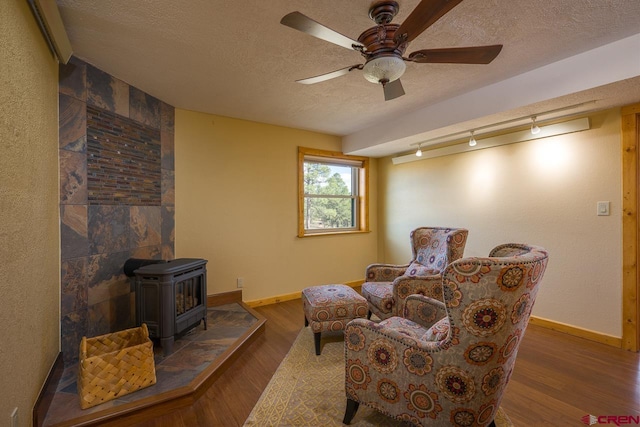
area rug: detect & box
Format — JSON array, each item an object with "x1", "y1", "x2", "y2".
[{"x1": 243, "y1": 327, "x2": 513, "y2": 426}]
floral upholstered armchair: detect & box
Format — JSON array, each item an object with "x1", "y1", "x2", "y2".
[
  {"x1": 362, "y1": 227, "x2": 468, "y2": 320},
  {"x1": 344, "y1": 243, "x2": 549, "y2": 426}
]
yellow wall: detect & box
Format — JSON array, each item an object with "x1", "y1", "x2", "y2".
[
  {"x1": 175, "y1": 110, "x2": 378, "y2": 301},
  {"x1": 0, "y1": 0, "x2": 61, "y2": 423},
  {"x1": 377, "y1": 110, "x2": 622, "y2": 337}
]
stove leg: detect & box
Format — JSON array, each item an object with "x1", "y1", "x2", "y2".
[{"x1": 161, "y1": 336, "x2": 174, "y2": 356}]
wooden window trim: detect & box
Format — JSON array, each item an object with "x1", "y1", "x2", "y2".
[{"x1": 297, "y1": 147, "x2": 370, "y2": 237}]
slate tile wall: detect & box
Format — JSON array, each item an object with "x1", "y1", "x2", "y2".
[{"x1": 58, "y1": 57, "x2": 175, "y2": 366}]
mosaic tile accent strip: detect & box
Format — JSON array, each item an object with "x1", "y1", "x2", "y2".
[{"x1": 87, "y1": 105, "x2": 161, "y2": 205}]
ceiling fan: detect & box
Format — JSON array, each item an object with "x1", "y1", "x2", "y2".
[{"x1": 281, "y1": 0, "x2": 503, "y2": 101}]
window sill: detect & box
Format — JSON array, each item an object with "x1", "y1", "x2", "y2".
[{"x1": 298, "y1": 229, "x2": 371, "y2": 238}]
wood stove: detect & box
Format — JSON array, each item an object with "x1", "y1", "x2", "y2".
[{"x1": 128, "y1": 258, "x2": 208, "y2": 355}]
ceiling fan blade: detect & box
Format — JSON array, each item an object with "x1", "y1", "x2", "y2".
[
  {"x1": 395, "y1": 0, "x2": 464, "y2": 44},
  {"x1": 383, "y1": 79, "x2": 405, "y2": 101},
  {"x1": 296, "y1": 65, "x2": 363, "y2": 85},
  {"x1": 281, "y1": 12, "x2": 364, "y2": 51},
  {"x1": 407, "y1": 45, "x2": 503, "y2": 64}
]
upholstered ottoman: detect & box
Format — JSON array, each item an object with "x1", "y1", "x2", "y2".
[{"x1": 302, "y1": 284, "x2": 368, "y2": 355}]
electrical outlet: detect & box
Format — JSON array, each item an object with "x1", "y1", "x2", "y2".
[
  {"x1": 237, "y1": 277, "x2": 244, "y2": 288},
  {"x1": 10, "y1": 407, "x2": 18, "y2": 427}
]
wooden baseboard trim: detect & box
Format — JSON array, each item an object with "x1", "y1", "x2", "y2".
[
  {"x1": 33, "y1": 352, "x2": 64, "y2": 427},
  {"x1": 245, "y1": 280, "x2": 364, "y2": 308},
  {"x1": 529, "y1": 316, "x2": 622, "y2": 348},
  {"x1": 207, "y1": 289, "x2": 242, "y2": 307},
  {"x1": 246, "y1": 288, "x2": 623, "y2": 349}
]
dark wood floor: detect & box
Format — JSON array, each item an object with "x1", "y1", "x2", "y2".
[{"x1": 137, "y1": 299, "x2": 639, "y2": 426}]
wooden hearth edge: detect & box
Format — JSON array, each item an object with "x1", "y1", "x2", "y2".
[
  {"x1": 33, "y1": 352, "x2": 64, "y2": 427},
  {"x1": 34, "y1": 289, "x2": 265, "y2": 427}
]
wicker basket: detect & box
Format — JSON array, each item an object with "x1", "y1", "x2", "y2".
[{"x1": 78, "y1": 323, "x2": 156, "y2": 409}]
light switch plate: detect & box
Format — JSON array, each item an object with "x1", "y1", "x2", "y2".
[{"x1": 597, "y1": 201, "x2": 610, "y2": 216}]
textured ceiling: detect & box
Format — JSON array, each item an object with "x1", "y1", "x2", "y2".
[{"x1": 56, "y1": 0, "x2": 640, "y2": 157}]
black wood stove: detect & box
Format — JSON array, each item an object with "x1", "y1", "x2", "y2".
[{"x1": 125, "y1": 258, "x2": 208, "y2": 355}]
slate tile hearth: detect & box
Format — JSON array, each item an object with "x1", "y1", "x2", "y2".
[{"x1": 43, "y1": 303, "x2": 258, "y2": 426}]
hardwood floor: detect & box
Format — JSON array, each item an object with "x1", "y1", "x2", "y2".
[{"x1": 139, "y1": 299, "x2": 639, "y2": 426}]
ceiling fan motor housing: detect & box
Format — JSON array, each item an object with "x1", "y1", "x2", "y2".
[
  {"x1": 358, "y1": 24, "x2": 408, "y2": 84},
  {"x1": 368, "y1": 0, "x2": 400, "y2": 24}
]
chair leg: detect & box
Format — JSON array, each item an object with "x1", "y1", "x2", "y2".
[
  {"x1": 367, "y1": 310, "x2": 372, "y2": 320},
  {"x1": 304, "y1": 315, "x2": 308, "y2": 327},
  {"x1": 343, "y1": 398, "x2": 359, "y2": 424},
  {"x1": 314, "y1": 332, "x2": 321, "y2": 355}
]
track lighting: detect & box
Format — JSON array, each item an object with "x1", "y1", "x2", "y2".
[
  {"x1": 530, "y1": 116, "x2": 541, "y2": 135},
  {"x1": 393, "y1": 117, "x2": 591, "y2": 165},
  {"x1": 468, "y1": 131, "x2": 477, "y2": 147}
]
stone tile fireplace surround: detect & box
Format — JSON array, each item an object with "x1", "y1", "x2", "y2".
[{"x1": 59, "y1": 57, "x2": 175, "y2": 366}]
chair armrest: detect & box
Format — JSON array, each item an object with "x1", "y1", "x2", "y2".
[
  {"x1": 391, "y1": 275, "x2": 444, "y2": 317},
  {"x1": 365, "y1": 263, "x2": 409, "y2": 282},
  {"x1": 403, "y1": 294, "x2": 447, "y2": 329},
  {"x1": 345, "y1": 318, "x2": 440, "y2": 355}
]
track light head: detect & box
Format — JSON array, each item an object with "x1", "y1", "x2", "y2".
[
  {"x1": 531, "y1": 116, "x2": 541, "y2": 135},
  {"x1": 469, "y1": 131, "x2": 477, "y2": 147}
]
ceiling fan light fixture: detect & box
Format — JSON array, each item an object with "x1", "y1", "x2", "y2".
[{"x1": 362, "y1": 55, "x2": 406, "y2": 84}]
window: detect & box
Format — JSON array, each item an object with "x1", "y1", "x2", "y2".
[{"x1": 298, "y1": 147, "x2": 369, "y2": 237}]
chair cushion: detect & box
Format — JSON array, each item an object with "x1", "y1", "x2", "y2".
[
  {"x1": 362, "y1": 282, "x2": 394, "y2": 315},
  {"x1": 378, "y1": 316, "x2": 429, "y2": 341},
  {"x1": 379, "y1": 316, "x2": 450, "y2": 342},
  {"x1": 406, "y1": 261, "x2": 440, "y2": 277}
]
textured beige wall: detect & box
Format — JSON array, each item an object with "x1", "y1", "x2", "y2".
[
  {"x1": 175, "y1": 110, "x2": 377, "y2": 301},
  {"x1": 0, "y1": 0, "x2": 61, "y2": 424},
  {"x1": 175, "y1": 110, "x2": 378, "y2": 301},
  {"x1": 377, "y1": 110, "x2": 622, "y2": 337}
]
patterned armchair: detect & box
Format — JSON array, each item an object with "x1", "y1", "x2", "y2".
[
  {"x1": 344, "y1": 243, "x2": 549, "y2": 426},
  {"x1": 362, "y1": 227, "x2": 468, "y2": 320}
]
